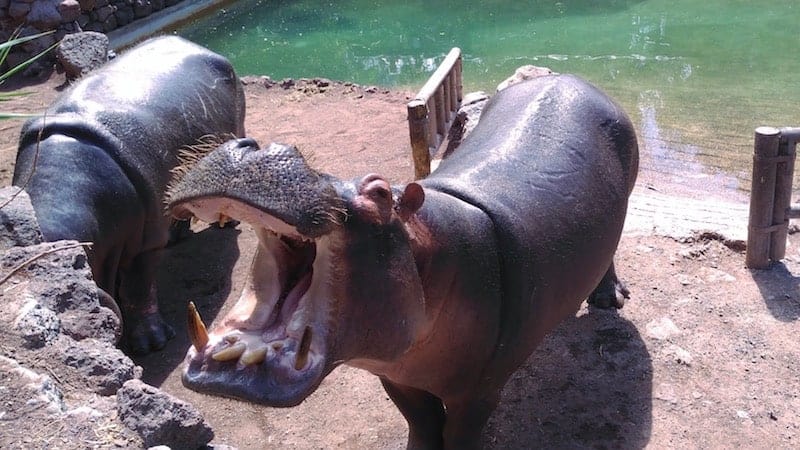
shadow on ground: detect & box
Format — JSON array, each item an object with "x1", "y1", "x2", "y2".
[
  {"x1": 134, "y1": 224, "x2": 241, "y2": 386},
  {"x1": 485, "y1": 307, "x2": 653, "y2": 448},
  {"x1": 750, "y1": 262, "x2": 800, "y2": 322}
]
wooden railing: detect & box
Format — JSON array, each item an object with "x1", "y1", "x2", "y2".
[
  {"x1": 407, "y1": 47, "x2": 463, "y2": 179},
  {"x1": 746, "y1": 126, "x2": 800, "y2": 268}
]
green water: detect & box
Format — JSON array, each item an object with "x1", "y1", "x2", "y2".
[{"x1": 176, "y1": 0, "x2": 800, "y2": 196}]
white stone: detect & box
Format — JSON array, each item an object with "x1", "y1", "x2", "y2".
[{"x1": 646, "y1": 317, "x2": 681, "y2": 340}]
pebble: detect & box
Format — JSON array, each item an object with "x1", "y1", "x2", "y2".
[
  {"x1": 668, "y1": 344, "x2": 693, "y2": 366},
  {"x1": 646, "y1": 317, "x2": 681, "y2": 340},
  {"x1": 700, "y1": 267, "x2": 736, "y2": 282}
]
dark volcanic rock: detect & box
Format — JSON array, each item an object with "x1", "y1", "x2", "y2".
[
  {"x1": 0, "y1": 187, "x2": 42, "y2": 252},
  {"x1": 55, "y1": 31, "x2": 110, "y2": 80},
  {"x1": 117, "y1": 379, "x2": 215, "y2": 448}
]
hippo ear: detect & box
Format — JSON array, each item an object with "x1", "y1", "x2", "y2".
[{"x1": 397, "y1": 182, "x2": 424, "y2": 220}]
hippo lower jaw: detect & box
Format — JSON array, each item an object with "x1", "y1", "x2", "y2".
[{"x1": 178, "y1": 198, "x2": 337, "y2": 406}]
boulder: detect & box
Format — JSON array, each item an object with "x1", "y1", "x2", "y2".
[
  {"x1": 117, "y1": 379, "x2": 215, "y2": 448},
  {"x1": 27, "y1": 0, "x2": 63, "y2": 29},
  {"x1": 443, "y1": 91, "x2": 489, "y2": 157},
  {"x1": 496, "y1": 64, "x2": 556, "y2": 92},
  {"x1": 0, "y1": 187, "x2": 43, "y2": 252},
  {"x1": 55, "y1": 31, "x2": 109, "y2": 80},
  {"x1": 57, "y1": 0, "x2": 81, "y2": 22}
]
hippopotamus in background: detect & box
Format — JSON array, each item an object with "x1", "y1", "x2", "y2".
[
  {"x1": 12, "y1": 35, "x2": 246, "y2": 354},
  {"x1": 166, "y1": 74, "x2": 638, "y2": 447}
]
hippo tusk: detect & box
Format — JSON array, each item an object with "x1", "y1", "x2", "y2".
[
  {"x1": 218, "y1": 214, "x2": 230, "y2": 228},
  {"x1": 187, "y1": 301, "x2": 209, "y2": 351},
  {"x1": 295, "y1": 326, "x2": 312, "y2": 370}
]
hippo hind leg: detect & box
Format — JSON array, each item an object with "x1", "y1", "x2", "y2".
[
  {"x1": 587, "y1": 260, "x2": 629, "y2": 309},
  {"x1": 380, "y1": 378, "x2": 445, "y2": 449}
]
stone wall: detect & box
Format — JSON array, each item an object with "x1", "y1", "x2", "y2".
[{"x1": 0, "y1": 0, "x2": 184, "y2": 71}]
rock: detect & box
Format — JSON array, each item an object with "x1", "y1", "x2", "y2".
[
  {"x1": 654, "y1": 382, "x2": 679, "y2": 405},
  {"x1": 133, "y1": 0, "x2": 152, "y2": 18},
  {"x1": 15, "y1": 295, "x2": 61, "y2": 348},
  {"x1": 667, "y1": 344, "x2": 693, "y2": 366},
  {"x1": 0, "y1": 241, "x2": 121, "y2": 345},
  {"x1": 56, "y1": 31, "x2": 110, "y2": 80},
  {"x1": 100, "y1": 10, "x2": 118, "y2": 32},
  {"x1": 241, "y1": 75, "x2": 276, "y2": 88},
  {"x1": 646, "y1": 317, "x2": 681, "y2": 340},
  {"x1": 58, "y1": 0, "x2": 81, "y2": 22},
  {"x1": 115, "y1": 3, "x2": 134, "y2": 26},
  {"x1": 496, "y1": 65, "x2": 556, "y2": 92},
  {"x1": 0, "y1": 355, "x2": 65, "y2": 416},
  {"x1": 8, "y1": 1, "x2": 32, "y2": 19},
  {"x1": 27, "y1": 0, "x2": 63, "y2": 29},
  {"x1": 280, "y1": 78, "x2": 295, "y2": 89},
  {"x1": 63, "y1": 339, "x2": 140, "y2": 395},
  {"x1": 117, "y1": 379, "x2": 215, "y2": 448},
  {"x1": 700, "y1": 267, "x2": 736, "y2": 282},
  {"x1": 78, "y1": 0, "x2": 96, "y2": 9},
  {"x1": 94, "y1": 4, "x2": 115, "y2": 22},
  {"x1": 0, "y1": 187, "x2": 43, "y2": 251},
  {"x1": 443, "y1": 91, "x2": 489, "y2": 157}
]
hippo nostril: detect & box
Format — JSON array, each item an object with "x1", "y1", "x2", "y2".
[{"x1": 234, "y1": 137, "x2": 258, "y2": 149}]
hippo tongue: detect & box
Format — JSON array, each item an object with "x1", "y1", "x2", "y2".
[{"x1": 166, "y1": 138, "x2": 342, "y2": 238}]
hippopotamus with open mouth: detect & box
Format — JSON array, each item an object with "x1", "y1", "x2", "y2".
[
  {"x1": 166, "y1": 74, "x2": 638, "y2": 447},
  {"x1": 12, "y1": 36, "x2": 246, "y2": 354}
]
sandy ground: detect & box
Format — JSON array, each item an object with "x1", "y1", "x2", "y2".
[{"x1": 1, "y1": 71, "x2": 799, "y2": 449}]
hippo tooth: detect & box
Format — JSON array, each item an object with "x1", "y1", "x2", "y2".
[
  {"x1": 187, "y1": 301, "x2": 209, "y2": 351},
  {"x1": 239, "y1": 346, "x2": 268, "y2": 365},
  {"x1": 218, "y1": 214, "x2": 231, "y2": 228},
  {"x1": 294, "y1": 326, "x2": 312, "y2": 370},
  {"x1": 212, "y1": 341, "x2": 246, "y2": 361}
]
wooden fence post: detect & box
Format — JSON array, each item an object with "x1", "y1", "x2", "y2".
[
  {"x1": 769, "y1": 132, "x2": 797, "y2": 261},
  {"x1": 406, "y1": 48, "x2": 462, "y2": 179},
  {"x1": 408, "y1": 100, "x2": 431, "y2": 179},
  {"x1": 746, "y1": 127, "x2": 781, "y2": 268}
]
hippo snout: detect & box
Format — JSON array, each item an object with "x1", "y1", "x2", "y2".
[{"x1": 166, "y1": 138, "x2": 344, "y2": 238}]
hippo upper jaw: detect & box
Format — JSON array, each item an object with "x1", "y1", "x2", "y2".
[{"x1": 178, "y1": 198, "x2": 341, "y2": 406}]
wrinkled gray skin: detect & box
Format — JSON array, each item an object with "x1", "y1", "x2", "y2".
[
  {"x1": 12, "y1": 36, "x2": 246, "y2": 354},
  {"x1": 168, "y1": 74, "x2": 638, "y2": 448}
]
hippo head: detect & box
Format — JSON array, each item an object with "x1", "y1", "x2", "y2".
[{"x1": 166, "y1": 138, "x2": 427, "y2": 406}]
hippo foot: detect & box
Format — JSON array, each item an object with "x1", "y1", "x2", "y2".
[
  {"x1": 126, "y1": 312, "x2": 176, "y2": 354},
  {"x1": 587, "y1": 279, "x2": 629, "y2": 309}
]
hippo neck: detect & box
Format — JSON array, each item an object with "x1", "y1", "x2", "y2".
[{"x1": 352, "y1": 187, "x2": 504, "y2": 393}]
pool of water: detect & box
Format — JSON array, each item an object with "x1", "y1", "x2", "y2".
[{"x1": 176, "y1": 0, "x2": 800, "y2": 198}]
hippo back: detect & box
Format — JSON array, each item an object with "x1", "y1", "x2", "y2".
[
  {"x1": 421, "y1": 74, "x2": 638, "y2": 377},
  {"x1": 15, "y1": 35, "x2": 246, "y2": 215}
]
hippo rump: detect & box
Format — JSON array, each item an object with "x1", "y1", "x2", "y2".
[
  {"x1": 12, "y1": 36, "x2": 246, "y2": 354},
  {"x1": 166, "y1": 74, "x2": 638, "y2": 447}
]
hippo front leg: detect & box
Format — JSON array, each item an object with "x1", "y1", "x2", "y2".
[
  {"x1": 587, "y1": 260, "x2": 629, "y2": 309},
  {"x1": 380, "y1": 378, "x2": 445, "y2": 449},
  {"x1": 118, "y1": 249, "x2": 175, "y2": 354}
]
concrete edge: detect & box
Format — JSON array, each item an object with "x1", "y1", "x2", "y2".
[
  {"x1": 107, "y1": 0, "x2": 233, "y2": 50},
  {"x1": 624, "y1": 186, "x2": 749, "y2": 244}
]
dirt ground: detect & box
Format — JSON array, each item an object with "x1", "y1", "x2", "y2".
[{"x1": 1, "y1": 71, "x2": 799, "y2": 449}]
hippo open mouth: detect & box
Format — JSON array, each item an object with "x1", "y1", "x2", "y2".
[{"x1": 166, "y1": 138, "x2": 344, "y2": 406}]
